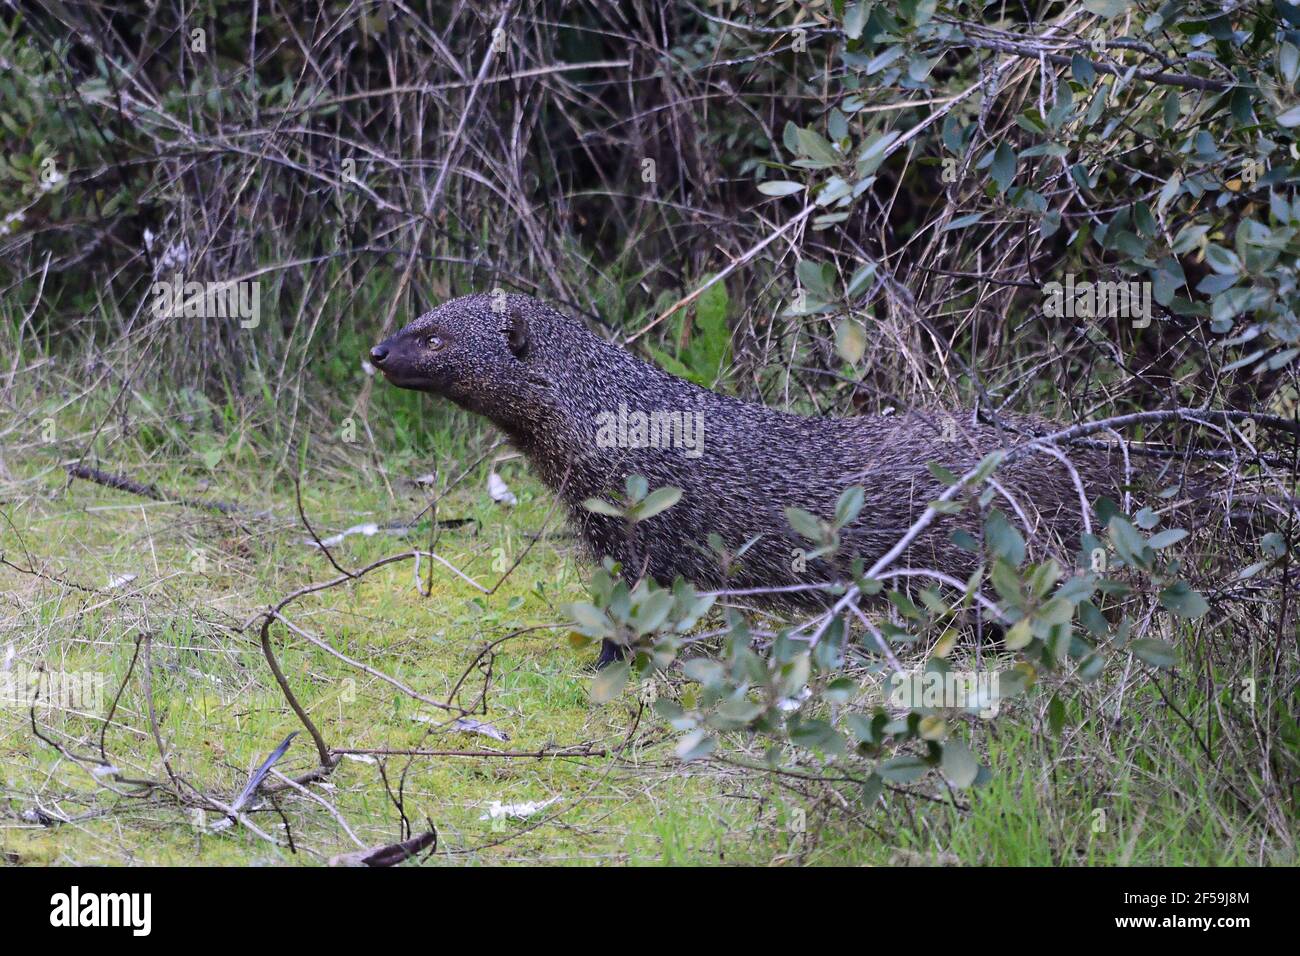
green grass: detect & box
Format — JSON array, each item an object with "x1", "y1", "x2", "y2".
[{"x1": 0, "y1": 390, "x2": 1294, "y2": 866}]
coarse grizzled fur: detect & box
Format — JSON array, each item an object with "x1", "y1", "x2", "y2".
[{"x1": 371, "y1": 293, "x2": 1121, "y2": 658}]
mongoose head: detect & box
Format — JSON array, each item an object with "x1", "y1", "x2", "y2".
[{"x1": 369, "y1": 293, "x2": 540, "y2": 419}]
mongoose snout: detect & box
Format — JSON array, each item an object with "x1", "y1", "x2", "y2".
[{"x1": 370, "y1": 295, "x2": 531, "y2": 408}]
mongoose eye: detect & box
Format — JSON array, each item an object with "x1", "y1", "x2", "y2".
[{"x1": 425, "y1": 335, "x2": 445, "y2": 351}]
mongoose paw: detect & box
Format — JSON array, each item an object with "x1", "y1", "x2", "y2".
[{"x1": 592, "y1": 638, "x2": 626, "y2": 670}]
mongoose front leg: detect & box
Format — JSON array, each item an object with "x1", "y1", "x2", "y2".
[
  {"x1": 595, "y1": 638, "x2": 626, "y2": 669},
  {"x1": 593, "y1": 561, "x2": 645, "y2": 668}
]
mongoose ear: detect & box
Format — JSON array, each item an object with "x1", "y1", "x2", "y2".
[{"x1": 504, "y1": 307, "x2": 529, "y2": 359}]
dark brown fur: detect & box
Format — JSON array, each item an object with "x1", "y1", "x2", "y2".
[{"x1": 371, "y1": 294, "x2": 1118, "y2": 633}]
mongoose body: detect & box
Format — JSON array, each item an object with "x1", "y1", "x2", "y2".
[{"x1": 371, "y1": 294, "x2": 1115, "y2": 656}]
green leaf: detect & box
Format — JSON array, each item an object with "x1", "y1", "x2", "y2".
[
  {"x1": 797, "y1": 259, "x2": 834, "y2": 299},
  {"x1": 990, "y1": 142, "x2": 1017, "y2": 193},
  {"x1": 1107, "y1": 516, "x2": 1149, "y2": 567},
  {"x1": 647, "y1": 344, "x2": 696, "y2": 381},
  {"x1": 846, "y1": 261, "x2": 877, "y2": 298},
  {"x1": 676, "y1": 729, "x2": 716, "y2": 762},
  {"x1": 1004, "y1": 618, "x2": 1033, "y2": 650},
  {"x1": 1130, "y1": 638, "x2": 1177, "y2": 669},
  {"x1": 1039, "y1": 596, "x2": 1074, "y2": 626},
  {"x1": 631, "y1": 589, "x2": 674, "y2": 634},
  {"x1": 834, "y1": 485, "x2": 865, "y2": 528},
  {"x1": 784, "y1": 506, "x2": 824, "y2": 541},
  {"x1": 1078, "y1": 652, "x2": 1105, "y2": 682},
  {"x1": 1148, "y1": 528, "x2": 1188, "y2": 549},
  {"x1": 835, "y1": 318, "x2": 867, "y2": 364},
  {"x1": 816, "y1": 175, "x2": 851, "y2": 206},
  {"x1": 582, "y1": 497, "x2": 624, "y2": 518},
  {"x1": 942, "y1": 212, "x2": 985, "y2": 232},
  {"x1": 1084, "y1": 0, "x2": 1131, "y2": 16},
  {"x1": 865, "y1": 45, "x2": 905, "y2": 76},
  {"x1": 951, "y1": 529, "x2": 979, "y2": 552},
  {"x1": 758, "y1": 180, "x2": 805, "y2": 197},
  {"x1": 971, "y1": 450, "x2": 1006, "y2": 484},
  {"x1": 795, "y1": 127, "x2": 842, "y2": 166},
  {"x1": 1027, "y1": 559, "x2": 1062, "y2": 600},
  {"x1": 1133, "y1": 202, "x2": 1157, "y2": 237},
  {"x1": 683, "y1": 658, "x2": 724, "y2": 685},
  {"x1": 788, "y1": 718, "x2": 846, "y2": 755},
  {"x1": 590, "y1": 661, "x2": 629, "y2": 703},
  {"x1": 1159, "y1": 581, "x2": 1208, "y2": 619},
  {"x1": 714, "y1": 699, "x2": 764, "y2": 727},
  {"x1": 824, "y1": 676, "x2": 858, "y2": 703},
  {"x1": 652, "y1": 697, "x2": 687, "y2": 724},
  {"x1": 1276, "y1": 105, "x2": 1300, "y2": 127},
  {"x1": 812, "y1": 212, "x2": 850, "y2": 229},
  {"x1": 1204, "y1": 244, "x2": 1242, "y2": 275},
  {"x1": 567, "y1": 601, "x2": 611, "y2": 637},
  {"x1": 886, "y1": 589, "x2": 922, "y2": 620},
  {"x1": 1157, "y1": 173, "x2": 1182, "y2": 213},
  {"x1": 1078, "y1": 600, "x2": 1108, "y2": 637},
  {"x1": 783, "y1": 121, "x2": 801, "y2": 155},
  {"x1": 1071, "y1": 54, "x2": 1097, "y2": 85},
  {"x1": 877, "y1": 755, "x2": 929, "y2": 783},
  {"x1": 927, "y1": 461, "x2": 959, "y2": 486},
  {"x1": 991, "y1": 559, "x2": 1024, "y2": 608},
  {"x1": 1262, "y1": 532, "x2": 1286, "y2": 559},
  {"x1": 1047, "y1": 694, "x2": 1066, "y2": 735},
  {"x1": 846, "y1": 712, "x2": 880, "y2": 744},
  {"x1": 918, "y1": 715, "x2": 947, "y2": 741},
  {"x1": 630, "y1": 486, "x2": 682, "y2": 522},
  {"x1": 858, "y1": 131, "x2": 901, "y2": 171},
  {"x1": 940, "y1": 738, "x2": 979, "y2": 788},
  {"x1": 692, "y1": 276, "x2": 731, "y2": 379},
  {"x1": 1281, "y1": 42, "x2": 1300, "y2": 86},
  {"x1": 985, "y1": 510, "x2": 1026, "y2": 566},
  {"x1": 844, "y1": 1, "x2": 869, "y2": 39}
]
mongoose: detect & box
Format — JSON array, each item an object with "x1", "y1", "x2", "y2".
[{"x1": 370, "y1": 293, "x2": 1117, "y2": 664}]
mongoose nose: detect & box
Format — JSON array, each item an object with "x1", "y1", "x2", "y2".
[{"x1": 369, "y1": 345, "x2": 388, "y2": 366}]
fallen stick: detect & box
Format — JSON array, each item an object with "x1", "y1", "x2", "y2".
[
  {"x1": 67, "y1": 463, "x2": 479, "y2": 532},
  {"x1": 65, "y1": 463, "x2": 261, "y2": 517},
  {"x1": 333, "y1": 746, "x2": 608, "y2": 759}
]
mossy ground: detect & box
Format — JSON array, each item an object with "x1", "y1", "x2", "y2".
[{"x1": 0, "y1": 396, "x2": 1293, "y2": 866}]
